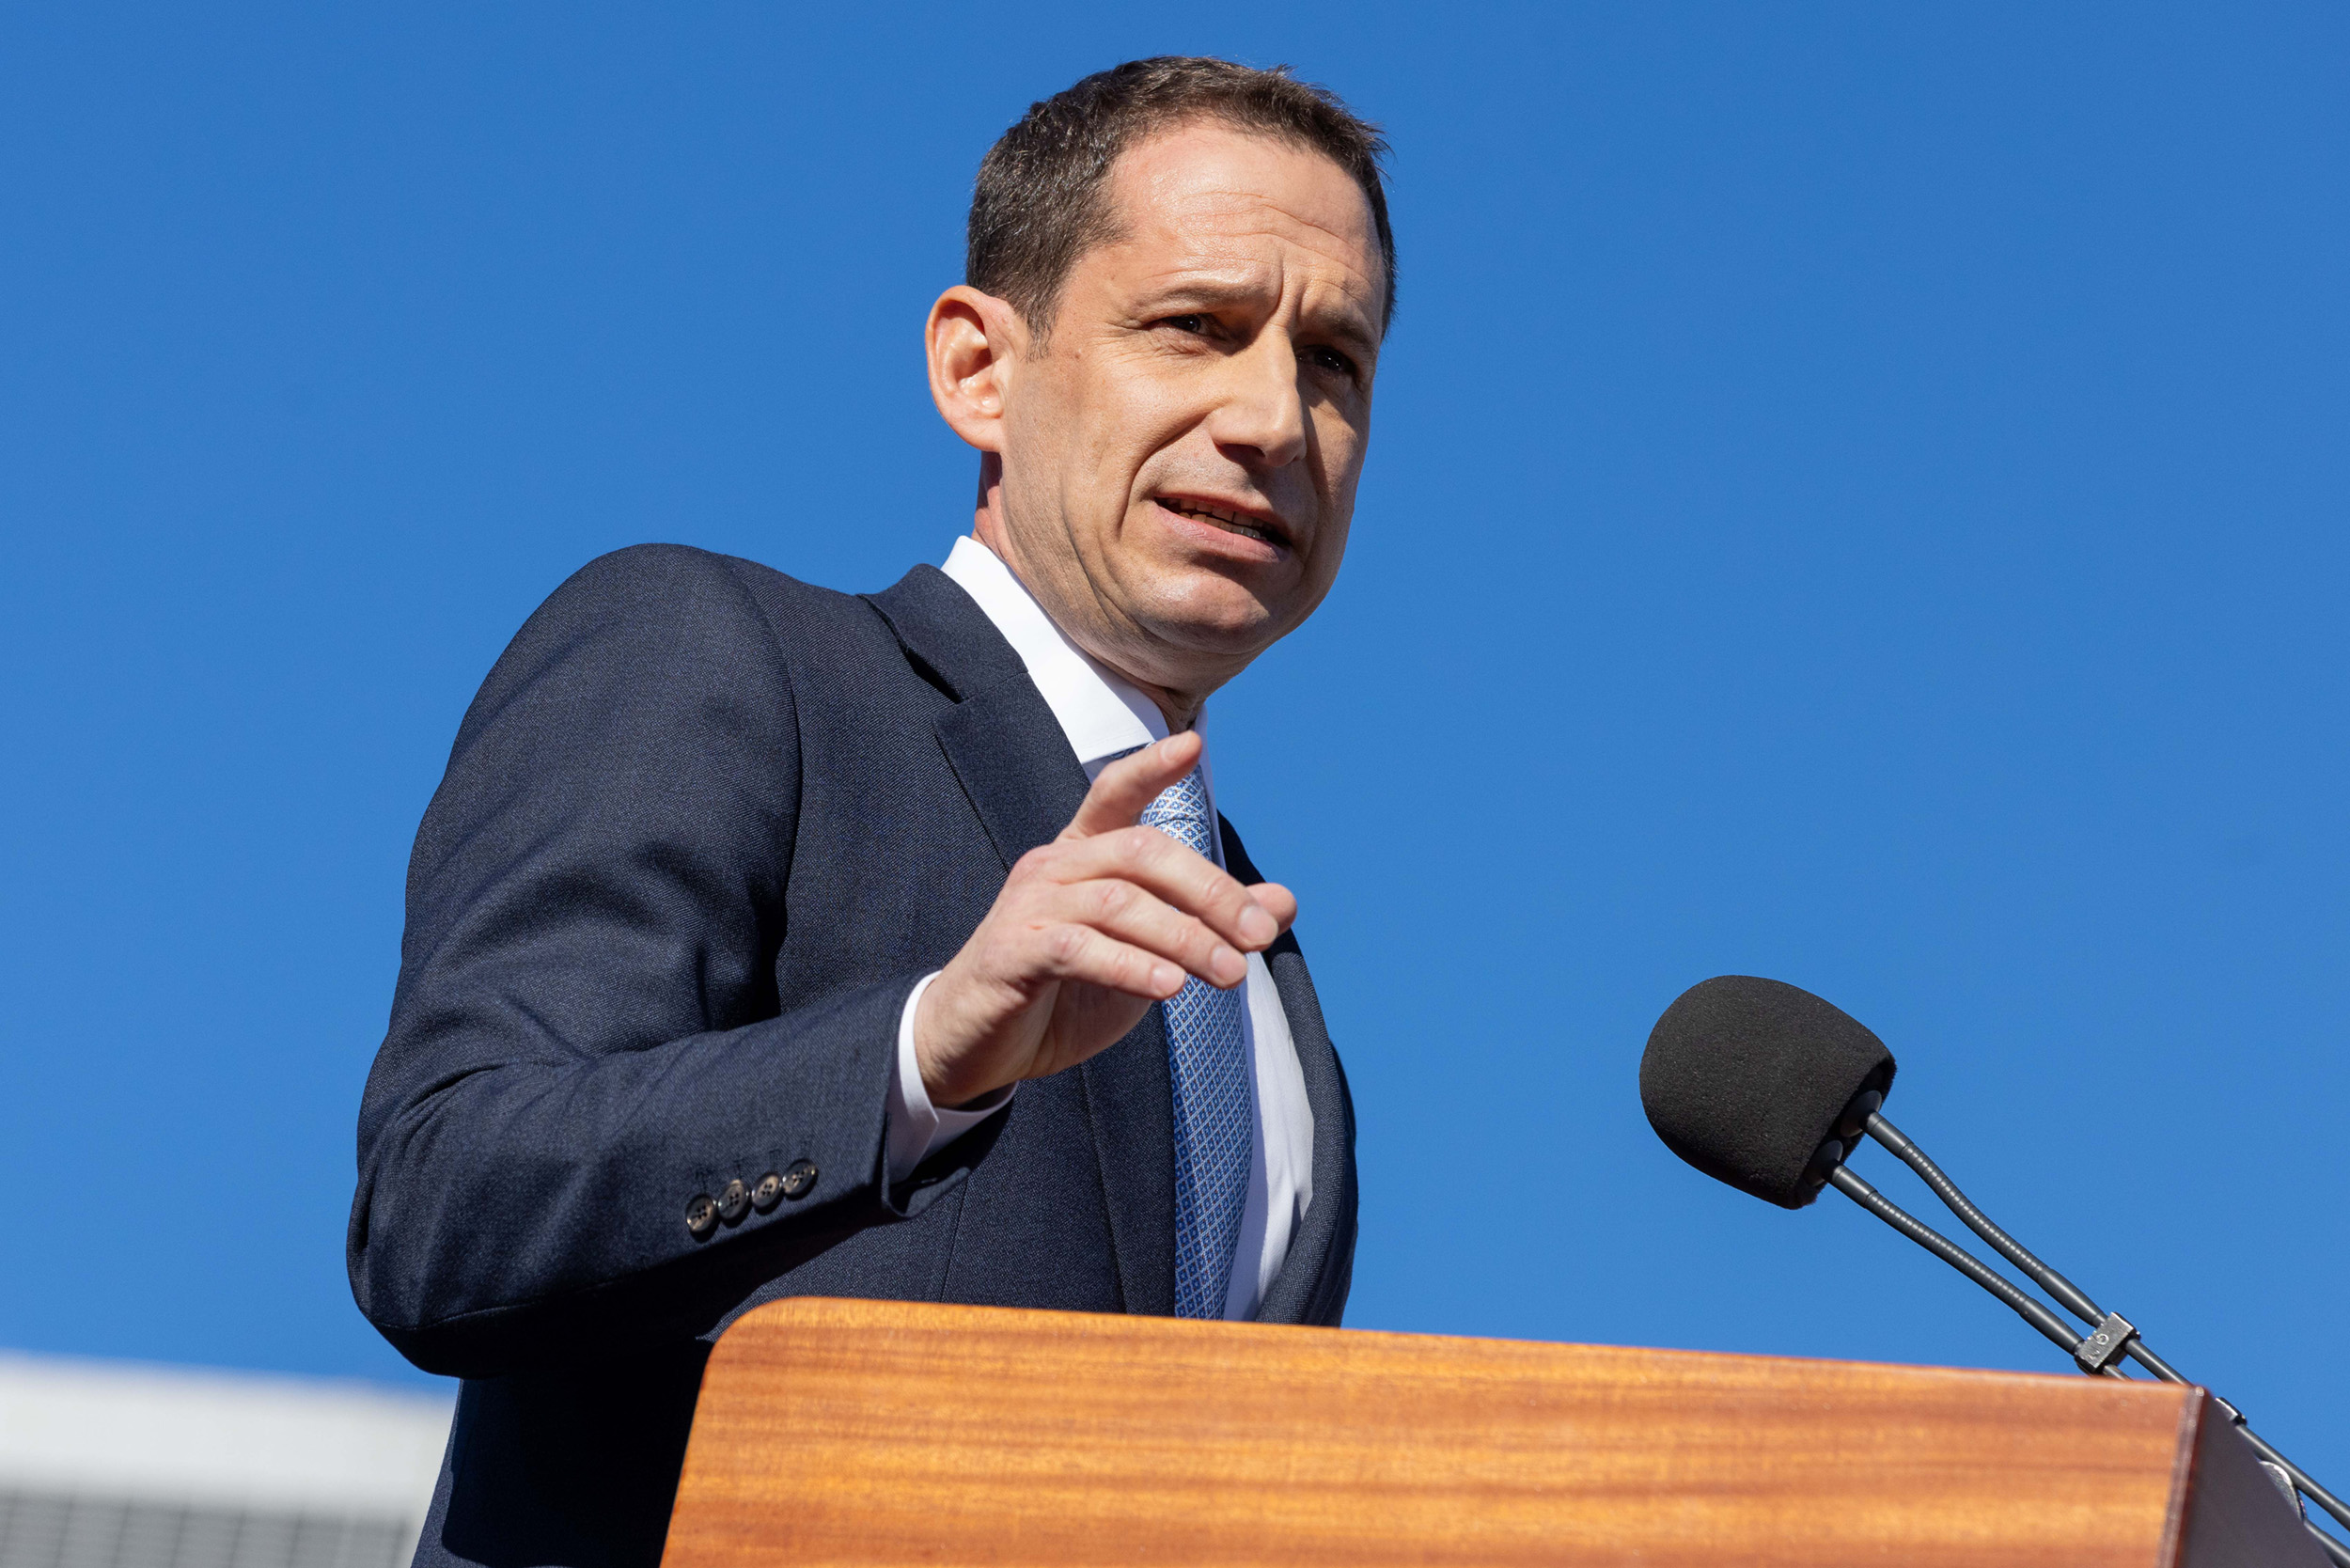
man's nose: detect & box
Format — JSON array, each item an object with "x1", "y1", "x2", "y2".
[{"x1": 1205, "y1": 334, "x2": 1309, "y2": 470}]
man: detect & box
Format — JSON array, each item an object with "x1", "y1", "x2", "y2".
[{"x1": 350, "y1": 55, "x2": 1393, "y2": 1568}]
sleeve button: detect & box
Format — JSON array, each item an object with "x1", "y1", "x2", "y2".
[
  {"x1": 780, "y1": 1159, "x2": 819, "y2": 1200},
  {"x1": 684, "y1": 1195, "x2": 718, "y2": 1239},
  {"x1": 716, "y1": 1178, "x2": 750, "y2": 1223},
  {"x1": 751, "y1": 1171, "x2": 784, "y2": 1212}
]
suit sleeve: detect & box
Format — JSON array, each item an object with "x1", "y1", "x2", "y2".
[{"x1": 346, "y1": 545, "x2": 909, "y2": 1379}]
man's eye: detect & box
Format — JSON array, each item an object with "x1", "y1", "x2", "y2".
[
  {"x1": 1306, "y1": 346, "x2": 1358, "y2": 379},
  {"x1": 1160, "y1": 314, "x2": 1210, "y2": 335}
]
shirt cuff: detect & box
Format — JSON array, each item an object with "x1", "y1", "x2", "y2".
[{"x1": 886, "y1": 971, "x2": 1016, "y2": 1184}]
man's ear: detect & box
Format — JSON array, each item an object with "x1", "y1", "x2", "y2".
[{"x1": 926, "y1": 286, "x2": 1026, "y2": 453}]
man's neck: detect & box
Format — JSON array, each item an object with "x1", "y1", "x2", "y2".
[{"x1": 970, "y1": 512, "x2": 1207, "y2": 733}]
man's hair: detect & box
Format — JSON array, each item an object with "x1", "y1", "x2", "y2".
[{"x1": 968, "y1": 56, "x2": 1396, "y2": 340}]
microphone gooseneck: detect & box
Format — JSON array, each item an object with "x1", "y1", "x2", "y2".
[
  {"x1": 1642, "y1": 975, "x2": 2350, "y2": 1565},
  {"x1": 1857, "y1": 1112, "x2": 2107, "y2": 1330},
  {"x1": 1820, "y1": 1114, "x2": 2350, "y2": 1566},
  {"x1": 1821, "y1": 1162, "x2": 2092, "y2": 1360}
]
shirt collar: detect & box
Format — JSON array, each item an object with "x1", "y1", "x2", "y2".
[{"x1": 941, "y1": 536, "x2": 1182, "y2": 772}]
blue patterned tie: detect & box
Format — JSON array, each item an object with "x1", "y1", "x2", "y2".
[{"x1": 1139, "y1": 765, "x2": 1254, "y2": 1318}]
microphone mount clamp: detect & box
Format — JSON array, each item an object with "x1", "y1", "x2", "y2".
[{"x1": 2074, "y1": 1311, "x2": 2138, "y2": 1374}]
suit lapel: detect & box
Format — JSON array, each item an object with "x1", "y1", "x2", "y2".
[
  {"x1": 865, "y1": 566, "x2": 1179, "y2": 1317},
  {"x1": 1222, "y1": 819, "x2": 1359, "y2": 1326},
  {"x1": 1251, "y1": 943, "x2": 1357, "y2": 1325},
  {"x1": 932, "y1": 683, "x2": 1087, "y2": 870}
]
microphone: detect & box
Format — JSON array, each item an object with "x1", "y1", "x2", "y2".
[
  {"x1": 1639, "y1": 974, "x2": 1893, "y2": 1210},
  {"x1": 1641, "y1": 975, "x2": 2350, "y2": 1566}
]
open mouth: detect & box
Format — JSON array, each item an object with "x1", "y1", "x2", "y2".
[{"x1": 1155, "y1": 496, "x2": 1290, "y2": 551}]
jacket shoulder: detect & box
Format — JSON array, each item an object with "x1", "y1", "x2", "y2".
[{"x1": 539, "y1": 542, "x2": 871, "y2": 643}]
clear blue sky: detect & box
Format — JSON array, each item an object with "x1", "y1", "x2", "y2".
[{"x1": 5, "y1": 0, "x2": 2344, "y2": 1487}]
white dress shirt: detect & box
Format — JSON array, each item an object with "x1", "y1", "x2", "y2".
[{"x1": 881, "y1": 536, "x2": 1316, "y2": 1321}]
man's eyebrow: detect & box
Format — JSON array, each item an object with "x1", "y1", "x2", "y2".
[
  {"x1": 1133, "y1": 273, "x2": 1277, "y2": 312},
  {"x1": 1307, "y1": 306, "x2": 1382, "y2": 358},
  {"x1": 1134, "y1": 274, "x2": 1383, "y2": 355}
]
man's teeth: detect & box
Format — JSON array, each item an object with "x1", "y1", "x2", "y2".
[{"x1": 1167, "y1": 501, "x2": 1277, "y2": 542}]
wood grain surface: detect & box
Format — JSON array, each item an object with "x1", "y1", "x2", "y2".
[{"x1": 663, "y1": 1296, "x2": 2242, "y2": 1568}]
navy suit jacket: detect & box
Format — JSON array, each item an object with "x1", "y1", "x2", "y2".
[{"x1": 349, "y1": 545, "x2": 1359, "y2": 1568}]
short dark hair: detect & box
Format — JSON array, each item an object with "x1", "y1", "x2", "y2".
[{"x1": 967, "y1": 56, "x2": 1396, "y2": 340}]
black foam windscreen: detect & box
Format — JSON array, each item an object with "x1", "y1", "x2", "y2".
[{"x1": 1640, "y1": 975, "x2": 1897, "y2": 1210}]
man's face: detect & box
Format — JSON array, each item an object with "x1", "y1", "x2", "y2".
[{"x1": 977, "y1": 122, "x2": 1385, "y2": 703}]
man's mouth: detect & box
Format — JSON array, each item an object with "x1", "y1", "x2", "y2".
[{"x1": 1155, "y1": 496, "x2": 1290, "y2": 551}]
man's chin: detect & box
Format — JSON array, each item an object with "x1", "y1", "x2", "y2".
[{"x1": 1131, "y1": 585, "x2": 1293, "y2": 666}]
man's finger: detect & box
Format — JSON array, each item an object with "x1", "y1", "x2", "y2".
[
  {"x1": 1064, "y1": 729, "x2": 1204, "y2": 839},
  {"x1": 1031, "y1": 922, "x2": 1188, "y2": 1000},
  {"x1": 1246, "y1": 881, "x2": 1299, "y2": 935},
  {"x1": 1044, "y1": 826, "x2": 1280, "y2": 952},
  {"x1": 1054, "y1": 877, "x2": 1249, "y2": 989}
]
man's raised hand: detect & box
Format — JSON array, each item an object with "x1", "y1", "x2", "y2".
[{"x1": 912, "y1": 729, "x2": 1297, "y2": 1108}]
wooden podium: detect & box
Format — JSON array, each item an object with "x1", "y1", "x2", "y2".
[{"x1": 661, "y1": 1297, "x2": 2321, "y2": 1567}]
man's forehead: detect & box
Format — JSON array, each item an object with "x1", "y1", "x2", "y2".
[{"x1": 1096, "y1": 123, "x2": 1384, "y2": 307}]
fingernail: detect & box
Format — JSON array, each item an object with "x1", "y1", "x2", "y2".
[
  {"x1": 1213, "y1": 946, "x2": 1246, "y2": 986},
  {"x1": 1239, "y1": 904, "x2": 1277, "y2": 946},
  {"x1": 1153, "y1": 961, "x2": 1183, "y2": 995}
]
